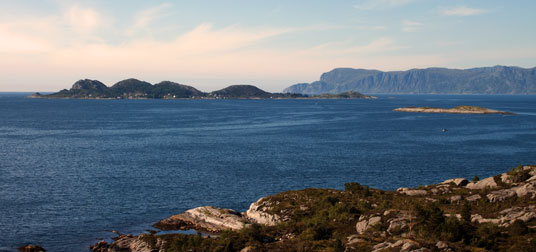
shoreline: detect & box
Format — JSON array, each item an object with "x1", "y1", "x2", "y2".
[{"x1": 86, "y1": 164, "x2": 536, "y2": 252}]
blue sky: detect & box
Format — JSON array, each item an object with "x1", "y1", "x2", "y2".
[{"x1": 1, "y1": 0, "x2": 535, "y2": 91}]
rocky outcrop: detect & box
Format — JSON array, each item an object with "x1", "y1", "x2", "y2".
[
  {"x1": 440, "y1": 178, "x2": 468, "y2": 187},
  {"x1": 487, "y1": 189, "x2": 517, "y2": 203},
  {"x1": 371, "y1": 239, "x2": 429, "y2": 252},
  {"x1": 465, "y1": 176, "x2": 498, "y2": 190},
  {"x1": 356, "y1": 215, "x2": 382, "y2": 234},
  {"x1": 385, "y1": 210, "x2": 412, "y2": 235},
  {"x1": 394, "y1": 106, "x2": 514, "y2": 115},
  {"x1": 90, "y1": 234, "x2": 157, "y2": 252},
  {"x1": 397, "y1": 188, "x2": 427, "y2": 196},
  {"x1": 18, "y1": 245, "x2": 46, "y2": 252},
  {"x1": 154, "y1": 206, "x2": 248, "y2": 232},
  {"x1": 245, "y1": 197, "x2": 282, "y2": 226},
  {"x1": 471, "y1": 205, "x2": 536, "y2": 227},
  {"x1": 465, "y1": 194, "x2": 482, "y2": 202},
  {"x1": 89, "y1": 164, "x2": 536, "y2": 252}
]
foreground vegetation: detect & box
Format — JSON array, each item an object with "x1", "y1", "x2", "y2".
[{"x1": 90, "y1": 165, "x2": 536, "y2": 252}]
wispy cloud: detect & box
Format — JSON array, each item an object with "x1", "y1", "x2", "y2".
[
  {"x1": 303, "y1": 37, "x2": 405, "y2": 56},
  {"x1": 402, "y1": 20, "x2": 423, "y2": 32},
  {"x1": 443, "y1": 6, "x2": 488, "y2": 16},
  {"x1": 126, "y1": 3, "x2": 173, "y2": 36},
  {"x1": 355, "y1": 25, "x2": 387, "y2": 30},
  {"x1": 354, "y1": 0, "x2": 414, "y2": 10},
  {"x1": 63, "y1": 5, "x2": 101, "y2": 35}
]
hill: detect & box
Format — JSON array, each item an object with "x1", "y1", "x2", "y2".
[
  {"x1": 209, "y1": 85, "x2": 273, "y2": 98},
  {"x1": 283, "y1": 66, "x2": 536, "y2": 95},
  {"x1": 32, "y1": 80, "x2": 374, "y2": 100},
  {"x1": 35, "y1": 79, "x2": 206, "y2": 99}
]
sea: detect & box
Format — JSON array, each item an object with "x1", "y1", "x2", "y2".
[{"x1": 0, "y1": 93, "x2": 535, "y2": 251}]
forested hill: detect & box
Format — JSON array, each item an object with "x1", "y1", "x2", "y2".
[{"x1": 283, "y1": 66, "x2": 536, "y2": 95}]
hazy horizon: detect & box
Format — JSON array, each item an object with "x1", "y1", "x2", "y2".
[{"x1": 1, "y1": 0, "x2": 535, "y2": 92}]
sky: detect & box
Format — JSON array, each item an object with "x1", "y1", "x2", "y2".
[{"x1": 1, "y1": 0, "x2": 535, "y2": 92}]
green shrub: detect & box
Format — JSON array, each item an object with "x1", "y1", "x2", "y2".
[{"x1": 507, "y1": 165, "x2": 531, "y2": 183}]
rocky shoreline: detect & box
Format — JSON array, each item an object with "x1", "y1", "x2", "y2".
[
  {"x1": 394, "y1": 105, "x2": 515, "y2": 115},
  {"x1": 82, "y1": 165, "x2": 536, "y2": 252}
]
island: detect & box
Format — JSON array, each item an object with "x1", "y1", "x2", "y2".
[
  {"x1": 85, "y1": 164, "x2": 536, "y2": 252},
  {"x1": 394, "y1": 105, "x2": 515, "y2": 115},
  {"x1": 29, "y1": 79, "x2": 376, "y2": 100}
]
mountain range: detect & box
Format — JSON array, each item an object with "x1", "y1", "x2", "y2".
[{"x1": 283, "y1": 66, "x2": 536, "y2": 95}]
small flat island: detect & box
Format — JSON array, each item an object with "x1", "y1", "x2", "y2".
[{"x1": 394, "y1": 105, "x2": 515, "y2": 115}]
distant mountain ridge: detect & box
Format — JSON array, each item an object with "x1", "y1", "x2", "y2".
[{"x1": 283, "y1": 66, "x2": 536, "y2": 94}]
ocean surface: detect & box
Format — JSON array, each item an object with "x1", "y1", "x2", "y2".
[{"x1": 0, "y1": 93, "x2": 535, "y2": 251}]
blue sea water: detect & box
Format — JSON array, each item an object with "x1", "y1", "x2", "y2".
[{"x1": 0, "y1": 93, "x2": 535, "y2": 251}]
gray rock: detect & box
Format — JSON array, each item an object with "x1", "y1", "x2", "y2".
[
  {"x1": 471, "y1": 205, "x2": 536, "y2": 227},
  {"x1": 397, "y1": 188, "x2": 428, "y2": 196},
  {"x1": 246, "y1": 197, "x2": 282, "y2": 226},
  {"x1": 441, "y1": 178, "x2": 468, "y2": 187},
  {"x1": 401, "y1": 241, "x2": 419, "y2": 252},
  {"x1": 154, "y1": 206, "x2": 247, "y2": 232},
  {"x1": 466, "y1": 194, "x2": 482, "y2": 202},
  {"x1": 449, "y1": 195, "x2": 462, "y2": 203},
  {"x1": 356, "y1": 215, "x2": 381, "y2": 234},
  {"x1": 435, "y1": 241, "x2": 448, "y2": 249},
  {"x1": 487, "y1": 189, "x2": 516, "y2": 203},
  {"x1": 466, "y1": 176, "x2": 497, "y2": 190}
]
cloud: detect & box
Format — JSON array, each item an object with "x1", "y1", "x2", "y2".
[
  {"x1": 63, "y1": 5, "x2": 101, "y2": 34},
  {"x1": 354, "y1": 0, "x2": 414, "y2": 10},
  {"x1": 126, "y1": 3, "x2": 173, "y2": 36},
  {"x1": 0, "y1": 17, "x2": 59, "y2": 53},
  {"x1": 402, "y1": 20, "x2": 423, "y2": 32},
  {"x1": 302, "y1": 37, "x2": 405, "y2": 57},
  {"x1": 443, "y1": 6, "x2": 488, "y2": 16}
]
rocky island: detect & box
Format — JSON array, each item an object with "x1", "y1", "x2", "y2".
[
  {"x1": 29, "y1": 79, "x2": 375, "y2": 100},
  {"x1": 394, "y1": 106, "x2": 515, "y2": 115},
  {"x1": 87, "y1": 165, "x2": 536, "y2": 252}
]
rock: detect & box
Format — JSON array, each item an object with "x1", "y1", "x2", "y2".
[
  {"x1": 465, "y1": 176, "x2": 498, "y2": 190},
  {"x1": 356, "y1": 215, "x2": 381, "y2": 234},
  {"x1": 471, "y1": 205, "x2": 536, "y2": 227},
  {"x1": 501, "y1": 173, "x2": 513, "y2": 184},
  {"x1": 397, "y1": 188, "x2": 427, "y2": 196},
  {"x1": 466, "y1": 194, "x2": 482, "y2": 202},
  {"x1": 18, "y1": 245, "x2": 46, "y2": 252},
  {"x1": 346, "y1": 234, "x2": 366, "y2": 246},
  {"x1": 371, "y1": 239, "x2": 426, "y2": 252},
  {"x1": 385, "y1": 211, "x2": 411, "y2": 235},
  {"x1": 401, "y1": 240, "x2": 419, "y2": 252},
  {"x1": 90, "y1": 234, "x2": 155, "y2": 252},
  {"x1": 511, "y1": 181, "x2": 536, "y2": 198},
  {"x1": 154, "y1": 206, "x2": 247, "y2": 232},
  {"x1": 498, "y1": 205, "x2": 536, "y2": 227},
  {"x1": 524, "y1": 165, "x2": 536, "y2": 175},
  {"x1": 471, "y1": 214, "x2": 500, "y2": 225},
  {"x1": 245, "y1": 197, "x2": 282, "y2": 226},
  {"x1": 240, "y1": 246, "x2": 255, "y2": 252},
  {"x1": 487, "y1": 189, "x2": 516, "y2": 203},
  {"x1": 435, "y1": 241, "x2": 448, "y2": 249},
  {"x1": 449, "y1": 195, "x2": 462, "y2": 203},
  {"x1": 372, "y1": 241, "x2": 392, "y2": 251},
  {"x1": 441, "y1": 178, "x2": 468, "y2": 186}
]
